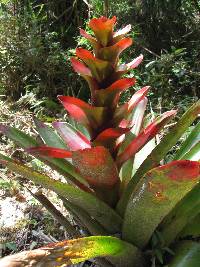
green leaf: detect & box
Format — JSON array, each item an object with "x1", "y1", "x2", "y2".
[
  {"x1": 160, "y1": 183, "x2": 200, "y2": 246},
  {"x1": 181, "y1": 141, "x2": 200, "y2": 161},
  {"x1": 179, "y1": 214, "x2": 200, "y2": 239},
  {"x1": 0, "y1": 158, "x2": 122, "y2": 234},
  {"x1": 41, "y1": 236, "x2": 141, "y2": 267},
  {"x1": 173, "y1": 121, "x2": 200, "y2": 160},
  {"x1": 122, "y1": 160, "x2": 200, "y2": 248},
  {"x1": 62, "y1": 199, "x2": 108, "y2": 236},
  {"x1": 33, "y1": 117, "x2": 67, "y2": 149},
  {"x1": 117, "y1": 100, "x2": 200, "y2": 215},
  {"x1": 168, "y1": 241, "x2": 200, "y2": 267}
]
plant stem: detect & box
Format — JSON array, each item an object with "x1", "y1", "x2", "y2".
[{"x1": 104, "y1": 0, "x2": 109, "y2": 17}]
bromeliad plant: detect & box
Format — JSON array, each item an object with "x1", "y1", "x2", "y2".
[{"x1": 0, "y1": 16, "x2": 200, "y2": 267}]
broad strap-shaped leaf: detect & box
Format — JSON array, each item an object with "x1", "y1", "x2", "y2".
[
  {"x1": 0, "y1": 236, "x2": 142, "y2": 267},
  {"x1": 120, "y1": 98, "x2": 148, "y2": 188},
  {"x1": 113, "y1": 86, "x2": 150, "y2": 126},
  {"x1": 113, "y1": 24, "x2": 132, "y2": 43},
  {"x1": 0, "y1": 125, "x2": 90, "y2": 190},
  {"x1": 122, "y1": 160, "x2": 200, "y2": 248},
  {"x1": 117, "y1": 110, "x2": 177, "y2": 168},
  {"x1": 53, "y1": 121, "x2": 91, "y2": 151},
  {"x1": 98, "y1": 38, "x2": 133, "y2": 66},
  {"x1": 173, "y1": 121, "x2": 200, "y2": 160},
  {"x1": 76, "y1": 48, "x2": 113, "y2": 82},
  {"x1": 33, "y1": 117, "x2": 67, "y2": 149},
  {"x1": 179, "y1": 214, "x2": 200, "y2": 239},
  {"x1": 128, "y1": 98, "x2": 148, "y2": 133},
  {"x1": 89, "y1": 16, "x2": 116, "y2": 46},
  {"x1": 181, "y1": 141, "x2": 200, "y2": 161},
  {"x1": 63, "y1": 199, "x2": 108, "y2": 236},
  {"x1": 167, "y1": 241, "x2": 200, "y2": 267},
  {"x1": 95, "y1": 78, "x2": 136, "y2": 107},
  {"x1": 117, "y1": 100, "x2": 200, "y2": 215},
  {"x1": 58, "y1": 95, "x2": 107, "y2": 136},
  {"x1": 0, "y1": 158, "x2": 122, "y2": 233},
  {"x1": 27, "y1": 146, "x2": 72, "y2": 158},
  {"x1": 159, "y1": 182, "x2": 200, "y2": 246},
  {"x1": 0, "y1": 124, "x2": 38, "y2": 147}
]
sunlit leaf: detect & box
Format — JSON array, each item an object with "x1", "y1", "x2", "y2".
[
  {"x1": 173, "y1": 121, "x2": 200, "y2": 160},
  {"x1": 122, "y1": 160, "x2": 200, "y2": 247},
  {"x1": 113, "y1": 86, "x2": 149, "y2": 126},
  {"x1": 113, "y1": 24, "x2": 132, "y2": 43},
  {"x1": 53, "y1": 122, "x2": 91, "y2": 151},
  {"x1": 33, "y1": 117, "x2": 67, "y2": 149},
  {"x1": 117, "y1": 110, "x2": 177, "y2": 167}
]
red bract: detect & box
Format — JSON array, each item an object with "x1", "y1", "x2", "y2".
[{"x1": 89, "y1": 16, "x2": 116, "y2": 46}]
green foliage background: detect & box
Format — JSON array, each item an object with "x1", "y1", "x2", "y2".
[{"x1": 0, "y1": 0, "x2": 199, "y2": 113}]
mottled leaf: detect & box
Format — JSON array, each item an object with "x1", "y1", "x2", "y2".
[
  {"x1": 122, "y1": 160, "x2": 200, "y2": 247},
  {"x1": 160, "y1": 182, "x2": 200, "y2": 246},
  {"x1": 72, "y1": 146, "x2": 119, "y2": 188},
  {"x1": 72, "y1": 146, "x2": 120, "y2": 206},
  {"x1": 0, "y1": 235, "x2": 142, "y2": 267}
]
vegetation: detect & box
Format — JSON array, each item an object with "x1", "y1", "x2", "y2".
[
  {"x1": 0, "y1": 0, "x2": 199, "y2": 109},
  {"x1": 0, "y1": 15, "x2": 199, "y2": 267}
]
